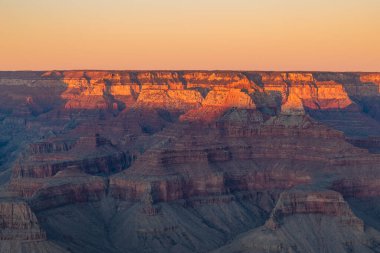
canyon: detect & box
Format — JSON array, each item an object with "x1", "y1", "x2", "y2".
[{"x1": 0, "y1": 71, "x2": 380, "y2": 252}]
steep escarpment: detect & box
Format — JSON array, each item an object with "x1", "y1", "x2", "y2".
[
  {"x1": 180, "y1": 87, "x2": 256, "y2": 122},
  {"x1": 0, "y1": 200, "x2": 68, "y2": 253},
  {"x1": 24, "y1": 70, "x2": 379, "y2": 126},
  {"x1": 213, "y1": 190, "x2": 378, "y2": 253},
  {"x1": 0, "y1": 71, "x2": 380, "y2": 253},
  {"x1": 0, "y1": 201, "x2": 46, "y2": 240},
  {"x1": 265, "y1": 190, "x2": 364, "y2": 230},
  {"x1": 9, "y1": 133, "x2": 130, "y2": 209}
]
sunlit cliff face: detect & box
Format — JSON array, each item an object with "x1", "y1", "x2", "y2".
[
  {"x1": 4, "y1": 70, "x2": 380, "y2": 124},
  {"x1": 47, "y1": 71, "x2": 380, "y2": 123}
]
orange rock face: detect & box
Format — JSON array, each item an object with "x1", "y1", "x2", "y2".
[
  {"x1": 180, "y1": 88, "x2": 256, "y2": 122},
  {"x1": 136, "y1": 89, "x2": 203, "y2": 110},
  {"x1": 42, "y1": 71, "x2": 379, "y2": 114},
  {"x1": 282, "y1": 72, "x2": 314, "y2": 82},
  {"x1": 280, "y1": 89, "x2": 305, "y2": 115},
  {"x1": 360, "y1": 73, "x2": 380, "y2": 84},
  {"x1": 202, "y1": 88, "x2": 255, "y2": 108}
]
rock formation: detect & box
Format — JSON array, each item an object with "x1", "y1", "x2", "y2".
[
  {"x1": 280, "y1": 88, "x2": 305, "y2": 116},
  {"x1": 0, "y1": 200, "x2": 68, "y2": 253},
  {"x1": 0, "y1": 70, "x2": 379, "y2": 253}
]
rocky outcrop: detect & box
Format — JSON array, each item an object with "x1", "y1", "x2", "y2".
[
  {"x1": 289, "y1": 81, "x2": 354, "y2": 110},
  {"x1": 30, "y1": 175, "x2": 107, "y2": 211},
  {"x1": 135, "y1": 89, "x2": 203, "y2": 110},
  {"x1": 332, "y1": 178, "x2": 380, "y2": 198},
  {"x1": 0, "y1": 200, "x2": 69, "y2": 253},
  {"x1": 280, "y1": 89, "x2": 305, "y2": 116},
  {"x1": 10, "y1": 172, "x2": 107, "y2": 209},
  {"x1": 265, "y1": 190, "x2": 364, "y2": 231},
  {"x1": 28, "y1": 139, "x2": 76, "y2": 155},
  {"x1": 213, "y1": 190, "x2": 373, "y2": 253},
  {"x1": 9, "y1": 133, "x2": 130, "y2": 209},
  {"x1": 180, "y1": 88, "x2": 255, "y2": 122},
  {"x1": 202, "y1": 88, "x2": 255, "y2": 108},
  {"x1": 109, "y1": 170, "x2": 309, "y2": 203},
  {"x1": 182, "y1": 71, "x2": 261, "y2": 91},
  {"x1": 360, "y1": 73, "x2": 380, "y2": 91},
  {"x1": 0, "y1": 201, "x2": 45, "y2": 240},
  {"x1": 12, "y1": 150, "x2": 129, "y2": 179}
]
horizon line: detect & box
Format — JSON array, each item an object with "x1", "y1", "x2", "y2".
[{"x1": 1, "y1": 69, "x2": 379, "y2": 73}]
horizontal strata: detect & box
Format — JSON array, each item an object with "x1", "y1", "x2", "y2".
[
  {"x1": 0, "y1": 71, "x2": 379, "y2": 106},
  {"x1": 264, "y1": 190, "x2": 364, "y2": 231},
  {"x1": 0, "y1": 71, "x2": 380, "y2": 253}
]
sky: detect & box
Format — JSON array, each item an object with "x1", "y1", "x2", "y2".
[{"x1": 0, "y1": 0, "x2": 379, "y2": 71}]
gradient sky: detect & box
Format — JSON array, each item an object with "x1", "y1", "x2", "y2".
[{"x1": 1, "y1": 0, "x2": 379, "y2": 71}]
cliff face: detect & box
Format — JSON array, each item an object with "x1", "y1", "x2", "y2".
[
  {"x1": 265, "y1": 190, "x2": 364, "y2": 231},
  {"x1": 35, "y1": 70, "x2": 377, "y2": 111},
  {"x1": 0, "y1": 200, "x2": 68, "y2": 253},
  {"x1": 0, "y1": 70, "x2": 380, "y2": 253},
  {"x1": 0, "y1": 201, "x2": 46, "y2": 240}
]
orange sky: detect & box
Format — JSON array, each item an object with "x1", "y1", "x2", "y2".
[{"x1": 0, "y1": 0, "x2": 379, "y2": 71}]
